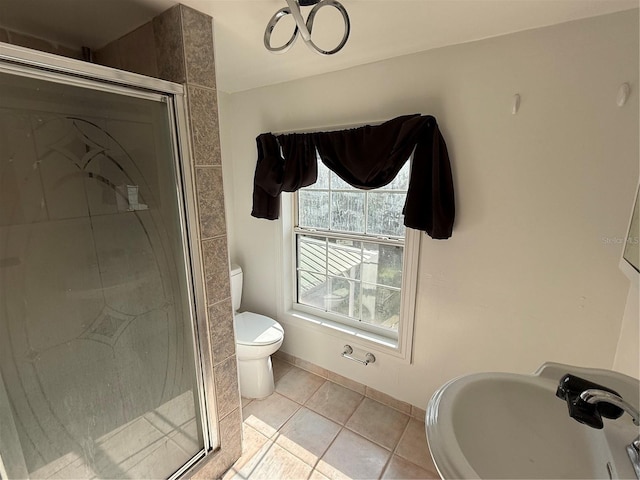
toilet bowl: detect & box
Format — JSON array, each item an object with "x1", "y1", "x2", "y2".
[{"x1": 230, "y1": 264, "x2": 284, "y2": 399}]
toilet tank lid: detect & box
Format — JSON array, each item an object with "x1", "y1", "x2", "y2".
[
  {"x1": 230, "y1": 264, "x2": 242, "y2": 276},
  {"x1": 234, "y1": 312, "x2": 284, "y2": 346}
]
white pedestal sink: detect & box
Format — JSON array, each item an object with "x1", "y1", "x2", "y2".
[{"x1": 426, "y1": 363, "x2": 640, "y2": 479}]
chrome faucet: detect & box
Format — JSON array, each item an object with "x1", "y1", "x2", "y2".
[
  {"x1": 556, "y1": 375, "x2": 640, "y2": 479},
  {"x1": 580, "y1": 389, "x2": 640, "y2": 479},
  {"x1": 579, "y1": 389, "x2": 640, "y2": 426}
]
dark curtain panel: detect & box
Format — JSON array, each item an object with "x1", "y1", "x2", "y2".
[{"x1": 251, "y1": 114, "x2": 455, "y2": 239}]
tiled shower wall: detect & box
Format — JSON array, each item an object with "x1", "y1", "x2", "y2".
[
  {"x1": 1, "y1": 4, "x2": 241, "y2": 478},
  {"x1": 93, "y1": 5, "x2": 242, "y2": 477},
  {"x1": 0, "y1": 28, "x2": 83, "y2": 59}
]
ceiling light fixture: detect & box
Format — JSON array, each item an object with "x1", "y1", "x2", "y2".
[{"x1": 264, "y1": 0, "x2": 350, "y2": 55}]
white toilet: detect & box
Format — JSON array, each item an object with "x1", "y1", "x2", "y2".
[{"x1": 230, "y1": 264, "x2": 284, "y2": 399}]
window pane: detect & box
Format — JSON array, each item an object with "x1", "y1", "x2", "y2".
[
  {"x1": 361, "y1": 283, "x2": 401, "y2": 330},
  {"x1": 298, "y1": 235, "x2": 326, "y2": 273},
  {"x1": 367, "y1": 192, "x2": 406, "y2": 237},
  {"x1": 326, "y1": 277, "x2": 361, "y2": 318},
  {"x1": 297, "y1": 271, "x2": 327, "y2": 309},
  {"x1": 327, "y1": 238, "x2": 362, "y2": 280},
  {"x1": 306, "y1": 160, "x2": 329, "y2": 190},
  {"x1": 380, "y1": 161, "x2": 410, "y2": 190},
  {"x1": 295, "y1": 156, "x2": 409, "y2": 338},
  {"x1": 331, "y1": 191, "x2": 364, "y2": 233},
  {"x1": 299, "y1": 191, "x2": 329, "y2": 229},
  {"x1": 363, "y1": 242, "x2": 404, "y2": 288},
  {"x1": 330, "y1": 170, "x2": 356, "y2": 190}
]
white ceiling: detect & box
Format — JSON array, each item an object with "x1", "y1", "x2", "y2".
[{"x1": 0, "y1": 0, "x2": 637, "y2": 93}]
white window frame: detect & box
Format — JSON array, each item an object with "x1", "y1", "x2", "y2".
[{"x1": 276, "y1": 158, "x2": 419, "y2": 363}]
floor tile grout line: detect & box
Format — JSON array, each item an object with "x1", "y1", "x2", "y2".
[
  {"x1": 272, "y1": 374, "x2": 367, "y2": 477},
  {"x1": 308, "y1": 422, "x2": 345, "y2": 476},
  {"x1": 388, "y1": 419, "x2": 440, "y2": 478},
  {"x1": 378, "y1": 414, "x2": 413, "y2": 479},
  {"x1": 293, "y1": 379, "x2": 412, "y2": 456},
  {"x1": 241, "y1": 433, "x2": 280, "y2": 480},
  {"x1": 270, "y1": 379, "x2": 343, "y2": 477},
  {"x1": 340, "y1": 389, "x2": 367, "y2": 427},
  {"x1": 302, "y1": 383, "x2": 366, "y2": 427},
  {"x1": 339, "y1": 396, "x2": 412, "y2": 454},
  {"x1": 248, "y1": 361, "x2": 430, "y2": 479},
  {"x1": 276, "y1": 357, "x2": 426, "y2": 420},
  {"x1": 275, "y1": 364, "x2": 325, "y2": 405},
  {"x1": 239, "y1": 394, "x2": 431, "y2": 478}
]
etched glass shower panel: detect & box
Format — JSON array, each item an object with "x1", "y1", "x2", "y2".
[{"x1": 0, "y1": 72, "x2": 204, "y2": 479}]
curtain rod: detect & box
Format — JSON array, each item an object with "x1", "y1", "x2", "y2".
[{"x1": 271, "y1": 117, "x2": 389, "y2": 136}]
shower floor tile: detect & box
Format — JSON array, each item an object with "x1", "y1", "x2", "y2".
[
  {"x1": 28, "y1": 392, "x2": 200, "y2": 480},
  {"x1": 225, "y1": 363, "x2": 440, "y2": 480}
]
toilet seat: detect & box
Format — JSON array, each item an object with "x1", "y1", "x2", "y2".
[{"x1": 234, "y1": 311, "x2": 284, "y2": 346}]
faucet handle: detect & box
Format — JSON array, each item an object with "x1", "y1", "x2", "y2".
[{"x1": 556, "y1": 374, "x2": 625, "y2": 428}]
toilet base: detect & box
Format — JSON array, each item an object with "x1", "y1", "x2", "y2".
[{"x1": 237, "y1": 355, "x2": 276, "y2": 399}]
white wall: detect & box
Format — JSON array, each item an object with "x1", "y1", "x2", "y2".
[
  {"x1": 614, "y1": 272, "x2": 640, "y2": 378},
  {"x1": 219, "y1": 10, "x2": 639, "y2": 408}
]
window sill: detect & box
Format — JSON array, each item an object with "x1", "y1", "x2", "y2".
[{"x1": 279, "y1": 308, "x2": 412, "y2": 361}]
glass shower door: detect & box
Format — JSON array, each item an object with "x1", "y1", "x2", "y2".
[{"x1": 0, "y1": 68, "x2": 207, "y2": 479}]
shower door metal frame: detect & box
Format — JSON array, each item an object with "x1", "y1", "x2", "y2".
[{"x1": 0, "y1": 43, "x2": 218, "y2": 479}]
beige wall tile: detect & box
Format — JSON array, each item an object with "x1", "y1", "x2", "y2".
[
  {"x1": 327, "y1": 370, "x2": 366, "y2": 395},
  {"x1": 152, "y1": 5, "x2": 186, "y2": 84},
  {"x1": 191, "y1": 451, "x2": 224, "y2": 480},
  {"x1": 187, "y1": 85, "x2": 221, "y2": 166},
  {"x1": 228, "y1": 424, "x2": 271, "y2": 477},
  {"x1": 195, "y1": 166, "x2": 226, "y2": 238},
  {"x1": 366, "y1": 386, "x2": 412, "y2": 414},
  {"x1": 192, "y1": 408, "x2": 242, "y2": 479},
  {"x1": 118, "y1": 22, "x2": 158, "y2": 78},
  {"x1": 273, "y1": 350, "x2": 296, "y2": 365},
  {"x1": 411, "y1": 405, "x2": 427, "y2": 421},
  {"x1": 220, "y1": 408, "x2": 243, "y2": 462},
  {"x1": 294, "y1": 357, "x2": 329, "y2": 378},
  {"x1": 214, "y1": 355, "x2": 241, "y2": 419},
  {"x1": 202, "y1": 235, "x2": 230, "y2": 305},
  {"x1": 180, "y1": 5, "x2": 216, "y2": 89},
  {"x1": 208, "y1": 298, "x2": 235, "y2": 365},
  {"x1": 6, "y1": 31, "x2": 81, "y2": 59},
  {"x1": 270, "y1": 352, "x2": 427, "y2": 419},
  {"x1": 93, "y1": 40, "x2": 121, "y2": 70}
]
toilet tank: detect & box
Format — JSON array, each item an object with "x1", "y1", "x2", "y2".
[{"x1": 230, "y1": 264, "x2": 243, "y2": 312}]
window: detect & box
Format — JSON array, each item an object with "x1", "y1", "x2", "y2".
[{"x1": 293, "y1": 159, "x2": 417, "y2": 343}]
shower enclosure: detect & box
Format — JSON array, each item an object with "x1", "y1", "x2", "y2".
[{"x1": 0, "y1": 46, "x2": 217, "y2": 479}]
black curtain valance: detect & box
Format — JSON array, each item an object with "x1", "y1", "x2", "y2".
[{"x1": 251, "y1": 114, "x2": 455, "y2": 239}]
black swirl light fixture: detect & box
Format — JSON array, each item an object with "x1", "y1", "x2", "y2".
[{"x1": 264, "y1": 0, "x2": 350, "y2": 55}]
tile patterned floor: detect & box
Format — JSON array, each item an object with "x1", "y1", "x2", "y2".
[{"x1": 223, "y1": 359, "x2": 440, "y2": 480}]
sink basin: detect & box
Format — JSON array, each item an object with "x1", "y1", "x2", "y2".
[{"x1": 426, "y1": 363, "x2": 640, "y2": 479}]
